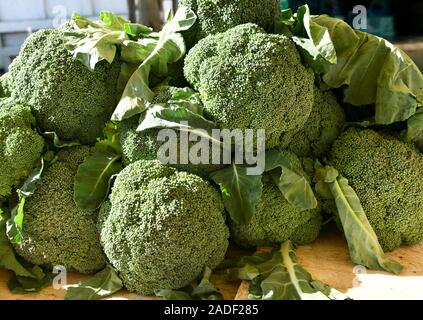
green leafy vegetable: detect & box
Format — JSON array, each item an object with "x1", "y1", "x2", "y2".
[
  {"x1": 283, "y1": 5, "x2": 423, "y2": 146},
  {"x1": 290, "y1": 5, "x2": 337, "y2": 72},
  {"x1": 315, "y1": 165, "x2": 403, "y2": 274},
  {"x1": 65, "y1": 264, "x2": 123, "y2": 300},
  {"x1": 7, "y1": 159, "x2": 45, "y2": 244},
  {"x1": 74, "y1": 123, "x2": 123, "y2": 211},
  {"x1": 8, "y1": 265, "x2": 53, "y2": 293},
  {"x1": 64, "y1": 12, "x2": 132, "y2": 69},
  {"x1": 211, "y1": 164, "x2": 263, "y2": 225},
  {"x1": 406, "y1": 108, "x2": 423, "y2": 151},
  {"x1": 1, "y1": 208, "x2": 53, "y2": 292},
  {"x1": 236, "y1": 242, "x2": 346, "y2": 300},
  {"x1": 41, "y1": 132, "x2": 81, "y2": 148},
  {"x1": 265, "y1": 149, "x2": 317, "y2": 210},
  {"x1": 111, "y1": 7, "x2": 196, "y2": 121},
  {"x1": 0, "y1": 208, "x2": 35, "y2": 277},
  {"x1": 155, "y1": 267, "x2": 223, "y2": 300}
]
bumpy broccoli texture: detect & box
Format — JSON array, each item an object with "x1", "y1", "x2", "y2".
[
  {"x1": 14, "y1": 147, "x2": 106, "y2": 274},
  {"x1": 329, "y1": 128, "x2": 423, "y2": 252},
  {"x1": 184, "y1": 24, "x2": 315, "y2": 149},
  {"x1": 8, "y1": 27, "x2": 121, "y2": 144},
  {"x1": 179, "y1": 0, "x2": 280, "y2": 42},
  {"x1": 0, "y1": 73, "x2": 11, "y2": 97},
  {"x1": 120, "y1": 86, "x2": 224, "y2": 178},
  {"x1": 280, "y1": 87, "x2": 346, "y2": 158},
  {"x1": 230, "y1": 152, "x2": 322, "y2": 248},
  {"x1": 0, "y1": 98, "x2": 44, "y2": 201},
  {"x1": 98, "y1": 160, "x2": 229, "y2": 295}
]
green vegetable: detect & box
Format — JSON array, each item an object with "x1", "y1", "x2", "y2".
[
  {"x1": 314, "y1": 163, "x2": 403, "y2": 274},
  {"x1": 156, "y1": 267, "x2": 223, "y2": 300},
  {"x1": 98, "y1": 160, "x2": 229, "y2": 295},
  {"x1": 0, "y1": 98, "x2": 44, "y2": 201},
  {"x1": 229, "y1": 174, "x2": 321, "y2": 249},
  {"x1": 8, "y1": 27, "x2": 121, "y2": 144},
  {"x1": 327, "y1": 128, "x2": 423, "y2": 253},
  {"x1": 179, "y1": 0, "x2": 280, "y2": 43},
  {"x1": 211, "y1": 164, "x2": 263, "y2": 225},
  {"x1": 280, "y1": 87, "x2": 346, "y2": 158},
  {"x1": 111, "y1": 7, "x2": 197, "y2": 121},
  {"x1": 211, "y1": 149, "x2": 317, "y2": 227},
  {"x1": 13, "y1": 147, "x2": 106, "y2": 274},
  {"x1": 1, "y1": 208, "x2": 53, "y2": 293},
  {"x1": 184, "y1": 23, "x2": 315, "y2": 149},
  {"x1": 65, "y1": 264, "x2": 123, "y2": 300},
  {"x1": 236, "y1": 242, "x2": 346, "y2": 300},
  {"x1": 120, "y1": 86, "x2": 224, "y2": 178},
  {"x1": 74, "y1": 123, "x2": 123, "y2": 211},
  {"x1": 64, "y1": 12, "x2": 153, "y2": 70},
  {"x1": 283, "y1": 5, "x2": 423, "y2": 147}
]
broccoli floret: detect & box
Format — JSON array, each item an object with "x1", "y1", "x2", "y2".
[
  {"x1": 120, "y1": 86, "x2": 224, "y2": 178},
  {"x1": 329, "y1": 128, "x2": 423, "y2": 252},
  {"x1": 14, "y1": 146, "x2": 106, "y2": 274},
  {"x1": 0, "y1": 73, "x2": 11, "y2": 97},
  {"x1": 230, "y1": 152, "x2": 322, "y2": 248},
  {"x1": 8, "y1": 27, "x2": 121, "y2": 144},
  {"x1": 180, "y1": 0, "x2": 280, "y2": 43},
  {"x1": 184, "y1": 24, "x2": 315, "y2": 149},
  {"x1": 0, "y1": 98, "x2": 44, "y2": 201},
  {"x1": 98, "y1": 160, "x2": 229, "y2": 295},
  {"x1": 280, "y1": 87, "x2": 346, "y2": 158}
]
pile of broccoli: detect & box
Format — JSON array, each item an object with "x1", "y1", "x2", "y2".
[{"x1": 0, "y1": 0, "x2": 422, "y2": 300}]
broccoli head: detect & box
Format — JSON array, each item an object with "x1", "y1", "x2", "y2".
[
  {"x1": 329, "y1": 128, "x2": 423, "y2": 252},
  {"x1": 120, "y1": 86, "x2": 225, "y2": 178},
  {"x1": 14, "y1": 146, "x2": 106, "y2": 274},
  {"x1": 280, "y1": 87, "x2": 346, "y2": 158},
  {"x1": 184, "y1": 24, "x2": 315, "y2": 149},
  {"x1": 0, "y1": 98, "x2": 44, "y2": 201},
  {"x1": 98, "y1": 160, "x2": 229, "y2": 295},
  {"x1": 230, "y1": 152, "x2": 322, "y2": 248},
  {"x1": 8, "y1": 27, "x2": 121, "y2": 144},
  {"x1": 179, "y1": 0, "x2": 280, "y2": 43}
]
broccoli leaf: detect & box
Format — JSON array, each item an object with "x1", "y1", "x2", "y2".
[
  {"x1": 406, "y1": 108, "x2": 423, "y2": 151},
  {"x1": 7, "y1": 158, "x2": 45, "y2": 244},
  {"x1": 236, "y1": 242, "x2": 346, "y2": 300},
  {"x1": 316, "y1": 165, "x2": 403, "y2": 274},
  {"x1": 156, "y1": 267, "x2": 223, "y2": 300},
  {"x1": 64, "y1": 12, "x2": 131, "y2": 70},
  {"x1": 41, "y1": 132, "x2": 81, "y2": 149},
  {"x1": 111, "y1": 7, "x2": 196, "y2": 121},
  {"x1": 8, "y1": 266, "x2": 53, "y2": 293},
  {"x1": 65, "y1": 264, "x2": 123, "y2": 300},
  {"x1": 265, "y1": 149, "x2": 317, "y2": 210},
  {"x1": 74, "y1": 124, "x2": 123, "y2": 211},
  {"x1": 285, "y1": 5, "x2": 423, "y2": 145},
  {"x1": 0, "y1": 208, "x2": 35, "y2": 278},
  {"x1": 290, "y1": 5, "x2": 337, "y2": 72},
  {"x1": 211, "y1": 164, "x2": 263, "y2": 225}
]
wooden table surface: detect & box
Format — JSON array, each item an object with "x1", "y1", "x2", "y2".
[{"x1": 1, "y1": 232, "x2": 423, "y2": 300}]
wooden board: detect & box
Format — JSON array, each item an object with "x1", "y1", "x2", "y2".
[{"x1": 1, "y1": 232, "x2": 423, "y2": 300}]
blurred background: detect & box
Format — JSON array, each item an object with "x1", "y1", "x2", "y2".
[{"x1": 0, "y1": 0, "x2": 422, "y2": 73}]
